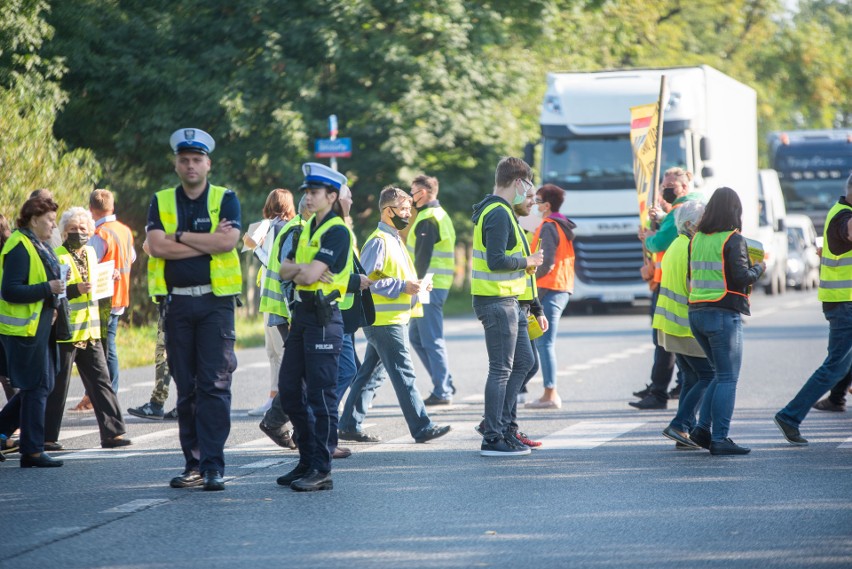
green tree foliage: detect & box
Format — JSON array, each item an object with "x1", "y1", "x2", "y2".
[{"x1": 0, "y1": 0, "x2": 100, "y2": 219}]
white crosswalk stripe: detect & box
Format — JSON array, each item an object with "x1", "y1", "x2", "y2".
[{"x1": 537, "y1": 421, "x2": 645, "y2": 450}]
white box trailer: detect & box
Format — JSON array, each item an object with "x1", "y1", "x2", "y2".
[{"x1": 528, "y1": 65, "x2": 761, "y2": 305}]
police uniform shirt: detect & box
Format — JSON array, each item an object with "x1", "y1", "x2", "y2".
[
  {"x1": 289, "y1": 211, "x2": 350, "y2": 275},
  {"x1": 146, "y1": 183, "x2": 242, "y2": 288}
]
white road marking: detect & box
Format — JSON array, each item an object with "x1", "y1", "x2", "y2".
[
  {"x1": 361, "y1": 422, "x2": 481, "y2": 453},
  {"x1": 239, "y1": 458, "x2": 294, "y2": 469},
  {"x1": 101, "y1": 499, "x2": 170, "y2": 514},
  {"x1": 538, "y1": 421, "x2": 645, "y2": 450},
  {"x1": 54, "y1": 428, "x2": 100, "y2": 440},
  {"x1": 839, "y1": 437, "x2": 852, "y2": 449},
  {"x1": 60, "y1": 429, "x2": 179, "y2": 460}
]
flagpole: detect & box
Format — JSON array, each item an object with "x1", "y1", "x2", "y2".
[{"x1": 650, "y1": 75, "x2": 667, "y2": 230}]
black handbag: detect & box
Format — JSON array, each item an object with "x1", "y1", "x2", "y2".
[{"x1": 54, "y1": 295, "x2": 73, "y2": 341}]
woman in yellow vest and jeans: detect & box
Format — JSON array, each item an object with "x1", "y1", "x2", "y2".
[
  {"x1": 687, "y1": 188, "x2": 765, "y2": 455},
  {"x1": 0, "y1": 196, "x2": 66, "y2": 467}
]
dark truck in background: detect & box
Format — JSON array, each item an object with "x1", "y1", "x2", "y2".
[{"x1": 769, "y1": 129, "x2": 852, "y2": 234}]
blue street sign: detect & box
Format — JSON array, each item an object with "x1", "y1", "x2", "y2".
[{"x1": 315, "y1": 138, "x2": 352, "y2": 158}]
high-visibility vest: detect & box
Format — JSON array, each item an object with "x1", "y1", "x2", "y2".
[
  {"x1": 653, "y1": 251, "x2": 664, "y2": 283},
  {"x1": 295, "y1": 214, "x2": 352, "y2": 301},
  {"x1": 259, "y1": 216, "x2": 306, "y2": 318},
  {"x1": 147, "y1": 185, "x2": 243, "y2": 297},
  {"x1": 818, "y1": 201, "x2": 852, "y2": 302},
  {"x1": 518, "y1": 228, "x2": 538, "y2": 301},
  {"x1": 406, "y1": 206, "x2": 456, "y2": 290},
  {"x1": 0, "y1": 231, "x2": 48, "y2": 337},
  {"x1": 55, "y1": 245, "x2": 101, "y2": 343},
  {"x1": 531, "y1": 218, "x2": 575, "y2": 293},
  {"x1": 688, "y1": 231, "x2": 747, "y2": 303},
  {"x1": 471, "y1": 202, "x2": 527, "y2": 297},
  {"x1": 95, "y1": 218, "x2": 134, "y2": 308},
  {"x1": 365, "y1": 227, "x2": 422, "y2": 326},
  {"x1": 338, "y1": 231, "x2": 359, "y2": 312},
  {"x1": 652, "y1": 234, "x2": 692, "y2": 336}
]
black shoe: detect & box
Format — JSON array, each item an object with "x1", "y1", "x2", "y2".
[
  {"x1": 688, "y1": 426, "x2": 711, "y2": 450},
  {"x1": 480, "y1": 436, "x2": 530, "y2": 457},
  {"x1": 774, "y1": 415, "x2": 808, "y2": 446},
  {"x1": 813, "y1": 398, "x2": 846, "y2": 413},
  {"x1": 662, "y1": 426, "x2": 699, "y2": 448},
  {"x1": 203, "y1": 470, "x2": 225, "y2": 491},
  {"x1": 338, "y1": 430, "x2": 381, "y2": 443},
  {"x1": 43, "y1": 441, "x2": 65, "y2": 452},
  {"x1": 633, "y1": 384, "x2": 652, "y2": 398},
  {"x1": 710, "y1": 438, "x2": 751, "y2": 455},
  {"x1": 331, "y1": 447, "x2": 352, "y2": 459},
  {"x1": 290, "y1": 469, "x2": 333, "y2": 492},
  {"x1": 423, "y1": 394, "x2": 452, "y2": 406},
  {"x1": 474, "y1": 421, "x2": 485, "y2": 436},
  {"x1": 163, "y1": 408, "x2": 178, "y2": 420},
  {"x1": 668, "y1": 384, "x2": 682, "y2": 400},
  {"x1": 414, "y1": 425, "x2": 451, "y2": 443},
  {"x1": 20, "y1": 453, "x2": 63, "y2": 468},
  {"x1": 675, "y1": 442, "x2": 701, "y2": 451},
  {"x1": 170, "y1": 470, "x2": 203, "y2": 488},
  {"x1": 259, "y1": 421, "x2": 297, "y2": 449},
  {"x1": 277, "y1": 463, "x2": 310, "y2": 487},
  {"x1": 101, "y1": 437, "x2": 132, "y2": 449},
  {"x1": 628, "y1": 394, "x2": 667, "y2": 410},
  {"x1": 127, "y1": 402, "x2": 164, "y2": 420},
  {"x1": 503, "y1": 432, "x2": 529, "y2": 452}
]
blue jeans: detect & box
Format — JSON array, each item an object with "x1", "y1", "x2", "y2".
[
  {"x1": 474, "y1": 298, "x2": 535, "y2": 439},
  {"x1": 339, "y1": 323, "x2": 434, "y2": 439},
  {"x1": 689, "y1": 308, "x2": 743, "y2": 442},
  {"x1": 778, "y1": 303, "x2": 852, "y2": 427},
  {"x1": 105, "y1": 313, "x2": 120, "y2": 392},
  {"x1": 335, "y1": 333, "x2": 357, "y2": 402},
  {"x1": 409, "y1": 288, "x2": 454, "y2": 399},
  {"x1": 535, "y1": 289, "x2": 570, "y2": 390},
  {"x1": 668, "y1": 353, "x2": 714, "y2": 432}
]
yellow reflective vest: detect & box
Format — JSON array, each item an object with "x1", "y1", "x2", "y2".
[
  {"x1": 147, "y1": 185, "x2": 242, "y2": 297},
  {"x1": 0, "y1": 231, "x2": 47, "y2": 337},
  {"x1": 518, "y1": 227, "x2": 537, "y2": 302},
  {"x1": 55, "y1": 245, "x2": 101, "y2": 343},
  {"x1": 365, "y1": 227, "x2": 422, "y2": 326},
  {"x1": 688, "y1": 231, "x2": 747, "y2": 304},
  {"x1": 818, "y1": 202, "x2": 852, "y2": 302},
  {"x1": 294, "y1": 214, "x2": 352, "y2": 300},
  {"x1": 406, "y1": 205, "x2": 456, "y2": 290},
  {"x1": 259, "y1": 216, "x2": 306, "y2": 318},
  {"x1": 471, "y1": 202, "x2": 527, "y2": 297},
  {"x1": 652, "y1": 234, "x2": 692, "y2": 336}
]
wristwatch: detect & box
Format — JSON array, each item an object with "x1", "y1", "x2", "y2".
[{"x1": 175, "y1": 231, "x2": 183, "y2": 243}]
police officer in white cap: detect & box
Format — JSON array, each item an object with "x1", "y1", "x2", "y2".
[
  {"x1": 146, "y1": 128, "x2": 242, "y2": 491},
  {"x1": 274, "y1": 162, "x2": 353, "y2": 492}
]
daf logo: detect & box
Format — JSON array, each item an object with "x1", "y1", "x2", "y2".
[{"x1": 597, "y1": 222, "x2": 634, "y2": 232}]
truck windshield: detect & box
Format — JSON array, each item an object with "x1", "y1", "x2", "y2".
[
  {"x1": 777, "y1": 178, "x2": 841, "y2": 213},
  {"x1": 542, "y1": 134, "x2": 687, "y2": 190},
  {"x1": 773, "y1": 145, "x2": 851, "y2": 212}
]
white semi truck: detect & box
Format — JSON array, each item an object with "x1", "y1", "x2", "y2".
[{"x1": 525, "y1": 65, "x2": 781, "y2": 305}]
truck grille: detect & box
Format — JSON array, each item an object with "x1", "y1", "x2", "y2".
[{"x1": 573, "y1": 235, "x2": 645, "y2": 284}]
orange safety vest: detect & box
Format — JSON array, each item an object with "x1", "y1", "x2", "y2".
[
  {"x1": 652, "y1": 202, "x2": 685, "y2": 284},
  {"x1": 96, "y1": 218, "x2": 134, "y2": 308},
  {"x1": 531, "y1": 218, "x2": 575, "y2": 293}
]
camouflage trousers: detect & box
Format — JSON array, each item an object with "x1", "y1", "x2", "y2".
[{"x1": 149, "y1": 314, "x2": 172, "y2": 406}]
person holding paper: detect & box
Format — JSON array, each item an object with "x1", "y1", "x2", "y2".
[
  {"x1": 44, "y1": 207, "x2": 131, "y2": 451},
  {"x1": 0, "y1": 196, "x2": 65, "y2": 467},
  {"x1": 406, "y1": 175, "x2": 457, "y2": 405},
  {"x1": 338, "y1": 186, "x2": 450, "y2": 445}
]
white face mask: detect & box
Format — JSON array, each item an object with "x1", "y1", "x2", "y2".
[{"x1": 530, "y1": 205, "x2": 543, "y2": 218}]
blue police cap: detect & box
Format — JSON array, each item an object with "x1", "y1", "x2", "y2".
[
  {"x1": 169, "y1": 128, "x2": 215, "y2": 155},
  {"x1": 300, "y1": 162, "x2": 348, "y2": 192}
]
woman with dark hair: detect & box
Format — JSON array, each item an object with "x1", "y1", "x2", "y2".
[
  {"x1": 687, "y1": 187, "x2": 765, "y2": 456},
  {"x1": 0, "y1": 196, "x2": 66, "y2": 467},
  {"x1": 525, "y1": 184, "x2": 576, "y2": 409}
]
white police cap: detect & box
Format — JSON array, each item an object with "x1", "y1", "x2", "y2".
[
  {"x1": 300, "y1": 162, "x2": 348, "y2": 192},
  {"x1": 169, "y1": 128, "x2": 215, "y2": 155}
]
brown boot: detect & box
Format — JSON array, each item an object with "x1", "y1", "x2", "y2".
[{"x1": 68, "y1": 394, "x2": 93, "y2": 413}]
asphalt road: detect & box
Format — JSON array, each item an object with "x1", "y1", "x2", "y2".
[{"x1": 1, "y1": 288, "x2": 850, "y2": 569}]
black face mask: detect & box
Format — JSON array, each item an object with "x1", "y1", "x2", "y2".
[
  {"x1": 65, "y1": 232, "x2": 89, "y2": 250},
  {"x1": 390, "y1": 213, "x2": 410, "y2": 231},
  {"x1": 662, "y1": 187, "x2": 677, "y2": 204}
]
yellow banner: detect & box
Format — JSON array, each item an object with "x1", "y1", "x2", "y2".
[{"x1": 630, "y1": 103, "x2": 660, "y2": 231}]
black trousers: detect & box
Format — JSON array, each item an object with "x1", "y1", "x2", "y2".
[
  {"x1": 45, "y1": 341, "x2": 125, "y2": 442},
  {"x1": 649, "y1": 287, "x2": 676, "y2": 400},
  {"x1": 165, "y1": 294, "x2": 237, "y2": 475},
  {"x1": 278, "y1": 302, "x2": 343, "y2": 474}
]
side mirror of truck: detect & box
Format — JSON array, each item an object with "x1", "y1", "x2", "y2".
[
  {"x1": 775, "y1": 217, "x2": 785, "y2": 232},
  {"x1": 701, "y1": 166, "x2": 714, "y2": 178},
  {"x1": 700, "y1": 137, "x2": 712, "y2": 161},
  {"x1": 524, "y1": 142, "x2": 537, "y2": 166}
]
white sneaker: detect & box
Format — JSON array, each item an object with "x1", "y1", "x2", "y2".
[{"x1": 247, "y1": 397, "x2": 273, "y2": 417}]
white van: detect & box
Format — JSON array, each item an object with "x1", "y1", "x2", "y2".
[{"x1": 756, "y1": 170, "x2": 789, "y2": 295}]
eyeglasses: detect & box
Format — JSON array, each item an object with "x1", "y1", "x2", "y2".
[{"x1": 533, "y1": 198, "x2": 545, "y2": 204}]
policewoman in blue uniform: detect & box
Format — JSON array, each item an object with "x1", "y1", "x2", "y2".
[
  {"x1": 275, "y1": 163, "x2": 352, "y2": 492},
  {"x1": 146, "y1": 128, "x2": 242, "y2": 491}
]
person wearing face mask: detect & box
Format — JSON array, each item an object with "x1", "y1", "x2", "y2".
[
  {"x1": 44, "y1": 207, "x2": 131, "y2": 451},
  {"x1": 471, "y1": 157, "x2": 544, "y2": 456},
  {"x1": 632, "y1": 167, "x2": 703, "y2": 410},
  {"x1": 338, "y1": 186, "x2": 451, "y2": 446}
]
